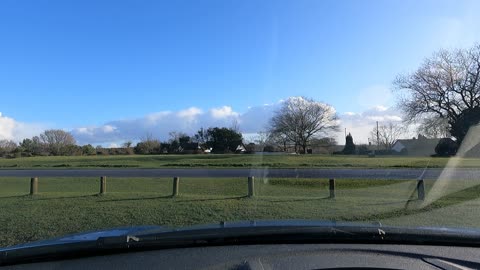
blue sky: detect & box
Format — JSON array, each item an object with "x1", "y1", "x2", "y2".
[{"x1": 0, "y1": 0, "x2": 479, "y2": 144}]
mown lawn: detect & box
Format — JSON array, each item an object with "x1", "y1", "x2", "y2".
[
  {"x1": 2, "y1": 177, "x2": 480, "y2": 247},
  {"x1": 1, "y1": 154, "x2": 478, "y2": 169}
]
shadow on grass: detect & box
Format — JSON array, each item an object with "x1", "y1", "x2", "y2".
[
  {"x1": 98, "y1": 195, "x2": 248, "y2": 203},
  {"x1": 0, "y1": 194, "x2": 30, "y2": 199},
  {"x1": 98, "y1": 195, "x2": 175, "y2": 203},
  {"x1": 269, "y1": 196, "x2": 331, "y2": 203},
  {"x1": 28, "y1": 194, "x2": 98, "y2": 201},
  {"x1": 344, "y1": 184, "x2": 480, "y2": 222},
  {"x1": 175, "y1": 196, "x2": 248, "y2": 203}
]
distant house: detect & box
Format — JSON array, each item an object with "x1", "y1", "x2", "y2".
[
  {"x1": 391, "y1": 134, "x2": 440, "y2": 156},
  {"x1": 235, "y1": 144, "x2": 246, "y2": 153}
]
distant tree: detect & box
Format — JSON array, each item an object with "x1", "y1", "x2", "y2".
[
  {"x1": 435, "y1": 138, "x2": 458, "y2": 157},
  {"x1": 230, "y1": 119, "x2": 240, "y2": 133},
  {"x1": 0, "y1": 140, "x2": 17, "y2": 156},
  {"x1": 134, "y1": 133, "x2": 162, "y2": 154},
  {"x1": 178, "y1": 135, "x2": 191, "y2": 149},
  {"x1": 31, "y1": 136, "x2": 47, "y2": 155},
  {"x1": 309, "y1": 137, "x2": 338, "y2": 154},
  {"x1": 268, "y1": 132, "x2": 289, "y2": 152},
  {"x1": 394, "y1": 44, "x2": 480, "y2": 146},
  {"x1": 39, "y1": 129, "x2": 76, "y2": 155},
  {"x1": 122, "y1": 141, "x2": 133, "y2": 148},
  {"x1": 263, "y1": 145, "x2": 276, "y2": 152},
  {"x1": 64, "y1": 144, "x2": 82, "y2": 156},
  {"x1": 449, "y1": 107, "x2": 480, "y2": 144},
  {"x1": 20, "y1": 138, "x2": 35, "y2": 154},
  {"x1": 251, "y1": 131, "x2": 270, "y2": 149},
  {"x1": 134, "y1": 139, "x2": 161, "y2": 154},
  {"x1": 206, "y1": 127, "x2": 243, "y2": 153},
  {"x1": 370, "y1": 122, "x2": 405, "y2": 150},
  {"x1": 342, "y1": 133, "x2": 356, "y2": 154},
  {"x1": 269, "y1": 97, "x2": 339, "y2": 154},
  {"x1": 245, "y1": 143, "x2": 256, "y2": 154},
  {"x1": 416, "y1": 116, "x2": 450, "y2": 139},
  {"x1": 81, "y1": 144, "x2": 96, "y2": 155},
  {"x1": 193, "y1": 127, "x2": 210, "y2": 144}
]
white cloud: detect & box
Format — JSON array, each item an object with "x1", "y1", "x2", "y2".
[
  {"x1": 70, "y1": 101, "x2": 282, "y2": 145},
  {"x1": 76, "y1": 127, "x2": 91, "y2": 135},
  {"x1": 177, "y1": 107, "x2": 202, "y2": 118},
  {"x1": 102, "y1": 125, "x2": 116, "y2": 133},
  {"x1": 209, "y1": 106, "x2": 239, "y2": 119},
  {"x1": 146, "y1": 111, "x2": 171, "y2": 123},
  {"x1": 0, "y1": 112, "x2": 46, "y2": 142}
]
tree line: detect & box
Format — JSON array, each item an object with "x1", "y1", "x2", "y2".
[
  {"x1": 0, "y1": 127, "x2": 245, "y2": 158},
  {"x1": 133, "y1": 127, "x2": 243, "y2": 154}
]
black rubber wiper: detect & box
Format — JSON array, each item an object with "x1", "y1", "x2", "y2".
[{"x1": 125, "y1": 225, "x2": 480, "y2": 249}]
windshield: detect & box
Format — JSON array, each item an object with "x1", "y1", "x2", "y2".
[{"x1": 1, "y1": 0, "x2": 480, "y2": 248}]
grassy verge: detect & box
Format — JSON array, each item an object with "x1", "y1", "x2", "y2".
[
  {"x1": 1, "y1": 154, "x2": 479, "y2": 169},
  {"x1": 2, "y1": 177, "x2": 480, "y2": 247}
]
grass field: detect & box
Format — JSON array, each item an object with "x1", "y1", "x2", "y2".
[
  {"x1": 1, "y1": 154, "x2": 480, "y2": 169},
  {"x1": 2, "y1": 176, "x2": 480, "y2": 247}
]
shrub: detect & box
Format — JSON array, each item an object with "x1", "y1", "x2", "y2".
[
  {"x1": 434, "y1": 138, "x2": 458, "y2": 157},
  {"x1": 263, "y1": 145, "x2": 276, "y2": 152},
  {"x1": 82, "y1": 144, "x2": 96, "y2": 155},
  {"x1": 245, "y1": 143, "x2": 256, "y2": 154},
  {"x1": 356, "y1": 145, "x2": 369, "y2": 155}
]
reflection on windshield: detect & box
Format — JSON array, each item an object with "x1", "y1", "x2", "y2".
[{"x1": 1, "y1": 0, "x2": 480, "y2": 249}]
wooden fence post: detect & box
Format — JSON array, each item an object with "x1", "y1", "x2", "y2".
[
  {"x1": 329, "y1": 178, "x2": 335, "y2": 199},
  {"x1": 248, "y1": 176, "x2": 255, "y2": 197},
  {"x1": 172, "y1": 177, "x2": 180, "y2": 197},
  {"x1": 100, "y1": 176, "x2": 107, "y2": 195},
  {"x1": 30, "y1": 177, "x2": 38, "y2": 195},
  {"x1": 417, "y1": 179, "x2": 425, "y2": 200}
]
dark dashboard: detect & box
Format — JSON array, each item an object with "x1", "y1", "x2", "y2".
[{"x1": 2, "y1": 243, "x2": 480, "y2": 270}]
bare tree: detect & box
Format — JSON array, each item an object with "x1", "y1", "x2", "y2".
[
  {"x1": 268, "y1": 132, "x2": 289, "y2": 152},
  {"x1": 269, "y1": 97, "x2": 339, "y2": 154},
  {"x1": 370, "y1": 122, "x2": 405, "y2": 150},
  {"x1": 394, "y1": 44, "x2": 480, "y2": 144},
  {"x1": 193, "y1": 127, "x2": 210, "y2": 145},
  {"x1": 136, "y1": 132, "x2": 161, "y2": 154},
  {"x1": 122, "y1": 141, "x2": 133, "y2": 148},
  {"x1": 39, "y1": 129, "x2": 76, "y2": 155},
  {"x1": 0, "y1": 140, "x2": 17, "y2": 156},
  {"x1": 253, "y1": 131, "x2": 270, "y2": 147},
  {"x1": 230, "y1": 119, "x2": 240, "y2": 133},
  {"x1": 416, "y1": 116, "x2": 450, "y2": 138}
]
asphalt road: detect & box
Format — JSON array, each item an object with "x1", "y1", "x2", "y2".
[{"x1": 0, "y1": 168, "x2": 479, "y2": 180}]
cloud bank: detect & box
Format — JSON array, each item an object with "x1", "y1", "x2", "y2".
[
  {"x1": 0, "y1": 112, "x2": 46, "y2": 142},
  {"x1": 70, "y1": 104, "x2": 278, "y2": 145},
  {"x1": 2, "y1": 99, "x2": 408, "y2": 146}
]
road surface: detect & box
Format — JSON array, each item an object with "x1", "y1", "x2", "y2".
[{"x1": 0, "y1": 168, "x2": 479, "y2": 180}]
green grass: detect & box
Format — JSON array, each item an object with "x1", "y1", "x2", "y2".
[
  {"x1": 2, "y1": 176, "x2": 480, "y2": 247},
  {"x1": 1, "y1": 154, "x2": 480, "y2": 169}
]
